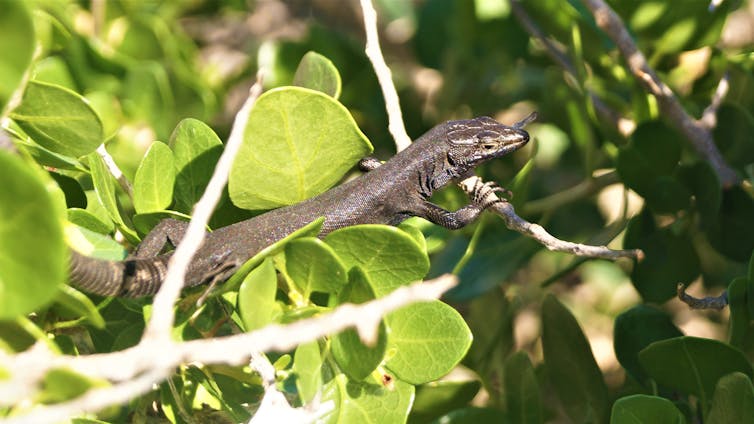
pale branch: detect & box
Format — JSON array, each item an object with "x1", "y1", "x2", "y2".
[
  {"x1": 144, "y1": 74, "x2": 264, "y2": 342},
  {"x1": 0, "y1": 275, "x2": 457, "y2": 423},
  {"x1": 96, "y1": 144, "x2": 133, "y2": 198},
  {"x1": 359, "y1": 0, "x2": 412, "y2": 152},
  {"x1": 459, "y1": 175, "x2": 643, "y2": 261},
  {"x1": 247, "y1": 352, "x2": 333, "y2": 423},
  {"x1": 699, "y1": 72, "x2": 730, "y2": 130},
  {"x1": 581, "y1": 0, "x2": 738, "y2": 186},
  {"x1": 1, "y1": 368, "x2": 171, "y2": 424},
  {"x1": 510, "y1": 0, "x2": 636, "y2": 137},
  {"x1": 677, "y1": 284, "x2": 728, "y2": 310}
]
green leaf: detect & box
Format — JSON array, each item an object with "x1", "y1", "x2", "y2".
[
  {"x1": 331, "y1": 268, "x2": 387, "y2": 381},
  {"x1": 325, "y1": 225, "x2": 429, "y2": 297},
  {"x1": 677, "y1": 161, "x2": 721, "y2": 229},
  {"x1": 410, "y1": 380, "x2": 482, "y2": 423},
  {"x1": 87, "y1": 152, "x2": 138, "y2": 242},
  {"x1": 503, "y1": 351, "x2": 543, "y2": 424},
  {"x1": 707, "y1": 186, "x2": 754, "y2": 262},
  {"x1": 728, "y1": 277, "x2": 752, "y2": 350},
  {"x1": 624, "y1": 209, "x2": 700, "y2": 302},
  {"x1": 706, "y1": 372, "x2": 754, "y2": 424},
  {"x1": 609, "y1": 395, "x2": 686, "y2": 424},
  {"x1": 0, "y1": 0, "x2": 34, "y2": 112},
  {"x1": 11, "y1": 81, "x2": 103, "y2": 157},
  {"x1": 541, "y1": 294, "x2": 608, "y2": 423},
  {"x1": 54, "y1": 285, "x2": 106, "y2": 329},
  {"x1": 285, "y1": 237, "x2": 348, "y2": 297},
  {"x1": 0, "y1": 151, "x2": 65, "y2": 319},
  {"x1": 169, "y1": 118, "x2": 223, "y2": 214},
  {"x1": 293, "y1": 51, "x2": 342, "y2": 98},
  {"x1": 638, "y1": 337, "x2": 754, "y2": 408},
  {"x1": 320, "y1": 374, "x2": 414, "y2": 424},
  {"x1": 64, "y1": 223, "x2": 126, "y2": 261},
  {"x1": 237, "y1": 258, "x2": 280, "y2": 332},
  {"x1": 229, "y1": 87, "x2": 372, "y2": 210},
  {"x1": 38, "y1": 367, "x2": 106, "y2": 404},
  {"x1": 616, "y1": 121, "x2": 691, "y2": 213},
  {"x1": 293, "y1": 341, "x2": 323, "y2": 404},
  {"x1": 133, "y1": 141, "x2": 176, "y2": 214},
  {"x1": 385, "y1": 300, "x2": 472, "y2": 385},
  {"x1": 613, "y1": 305, "x2": 684, "y2": 384},
  {"x1": 220, "y1": 218, "x2": 325, "y2": 295}
]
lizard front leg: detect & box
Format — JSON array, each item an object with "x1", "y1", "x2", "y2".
[{"x1": 419, "y1": 180, "x2": 507, "y2": 230}]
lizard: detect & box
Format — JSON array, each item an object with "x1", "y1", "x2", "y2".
[{"x1": 69, "y1": 113, "x2": 535, "y2": 297}]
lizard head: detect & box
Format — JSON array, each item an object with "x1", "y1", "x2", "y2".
[{"x1": 445, "y1": 112, "x2": 535, "y2": 168}]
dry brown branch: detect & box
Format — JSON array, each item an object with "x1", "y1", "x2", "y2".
[
  {"x1": 677, "y1": 283, "x2": 728, "y2": 310},
  {"x1": 459, "y1": 175, "x2": 643, "y2": 261},
  {"x1": 582, "y1": 0, "x2": 738, "y2": 186}
]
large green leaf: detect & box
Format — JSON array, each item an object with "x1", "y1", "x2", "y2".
[
  {"x1": 237, "y1": 258, "x2": 280, "y2": 332},
  {"x1": 0, "y1": 0, "x2": 34, "y2": 112},
  {"x1": 229, "y1": 87, "x2": 372, "y2": 210},
  {"x1": 609, "y1": 395, "x2": 685, "y2": 424},
  {"x1": 320, "y1": 374, "x2": 414, "y2": 424},
  {"x1": 706, "y1": 372, "x2": 754, "y2": 424},
  {"x1": 638, "y1": 337, "x2": 754, "y2": 408},
  {"x1": 11, "y1": 81, "x2": 103, "y2": 157},
  {"x1": 503, "y1": 351, "x2": 543, "y2": 424},
  {"x1": 133, "y1": 141, "x2": 175, "y2": 214},
  {"x1": 410, "y1": 379, "x2": 482, "y2": 423},
  {"x1": 385, "y1": 300, "x2": 472, "y2": 385},
  {"x1": 293, "y1": 341, "x2": 323, "y2": 404},
  {"x1": 541, "y1": 294, "x2": 608, "y2": 423},
  {"x1": 293, "y1": 51, "x2": 342, "y2": 99},
  {"x1": 613, "y1": 305, "x2": 684, "y2": 384},
  {"x1": 87, "y1": 152, "x2": 137, "y2": 242},
  {"x1": 0, "y1": 151, "x2": 65, "y2": 319},
  {"x1": 624, "y1": 209, "x2": 700, "y2": 303},
  {"x1": 285, "y1": 237, "x2": 348, "y2": 298},
  {"x1": 324, "y1": 225, "x2": 429, "y2": 297},
  {"x1": 168, "y1": 118, "x2": 223, "y2": 214},
  {"x1": 331, "y1": 268, "x2": 387, "y2": 381}
]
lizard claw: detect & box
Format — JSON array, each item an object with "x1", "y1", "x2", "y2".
[{"x1": 471, "y1": 180, "x2": 511, "y2": 209}]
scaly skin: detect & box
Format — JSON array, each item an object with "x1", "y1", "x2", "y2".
[{"x1": 69, "y1": 114, "x2": 533, "y2": 297}]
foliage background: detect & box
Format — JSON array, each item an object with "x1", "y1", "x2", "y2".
[{"x1": 1, "y1": 0, "x2": 754, "y2": 422}]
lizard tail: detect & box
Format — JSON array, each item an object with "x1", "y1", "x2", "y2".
[{"x1": 68, "y1": 250, "x2": 169, "y2": 297}]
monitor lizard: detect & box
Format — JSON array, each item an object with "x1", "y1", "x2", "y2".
[{"x1": 69, "y1": 113, "x2": 535, "y2": 297}]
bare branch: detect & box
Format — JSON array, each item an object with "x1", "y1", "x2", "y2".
[
  {"x1": 699, "y1": 72, "x2": 730, "y2": 130},
  {"x1": 581, "y1": 0, "x2": 738, "y2": 186},
  {"x1": 0, "y1": 275, "x2": 456, "y2": 423},
  {"x1": 459, "y1": 175, "x2": 643, "y2": 261},
  {"x1": 677, "y1": 283, "x2": 728, "y2": 310},
  {"x1": 510, "y1": 1, "x2": 636, "y2": 137},
  {"x1": 144, "y1": 74, "x2": 264, "y2": 342},
  {"x1": 359, "y1": 0, "x2": 412, "y2": 152}
]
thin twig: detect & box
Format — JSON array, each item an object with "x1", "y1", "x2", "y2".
[
  {"x1": 699, "y1": 72, "x2": 730, "y2": 130},
  {"x1": 143, "y1": 74, "x2": 264, "y2": 342},
  {"x1": 677, "y1": 283, "x2": 728, "y2": 310},
  {"x1": 459, "y1": 175, "x2": 643, "y2": 260},
  {"x1": 96, "y1": 145, "x2": 133, "y2": 197},
  {"x1": 581, "y1": 0, "x2": 738, "y2": 186},
  {"x1": 359, "y1": 0, "x2": 412, "y2": 152},
  {"x1": 510, "y1": 1, "x2": 636, "y2": 137}
]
